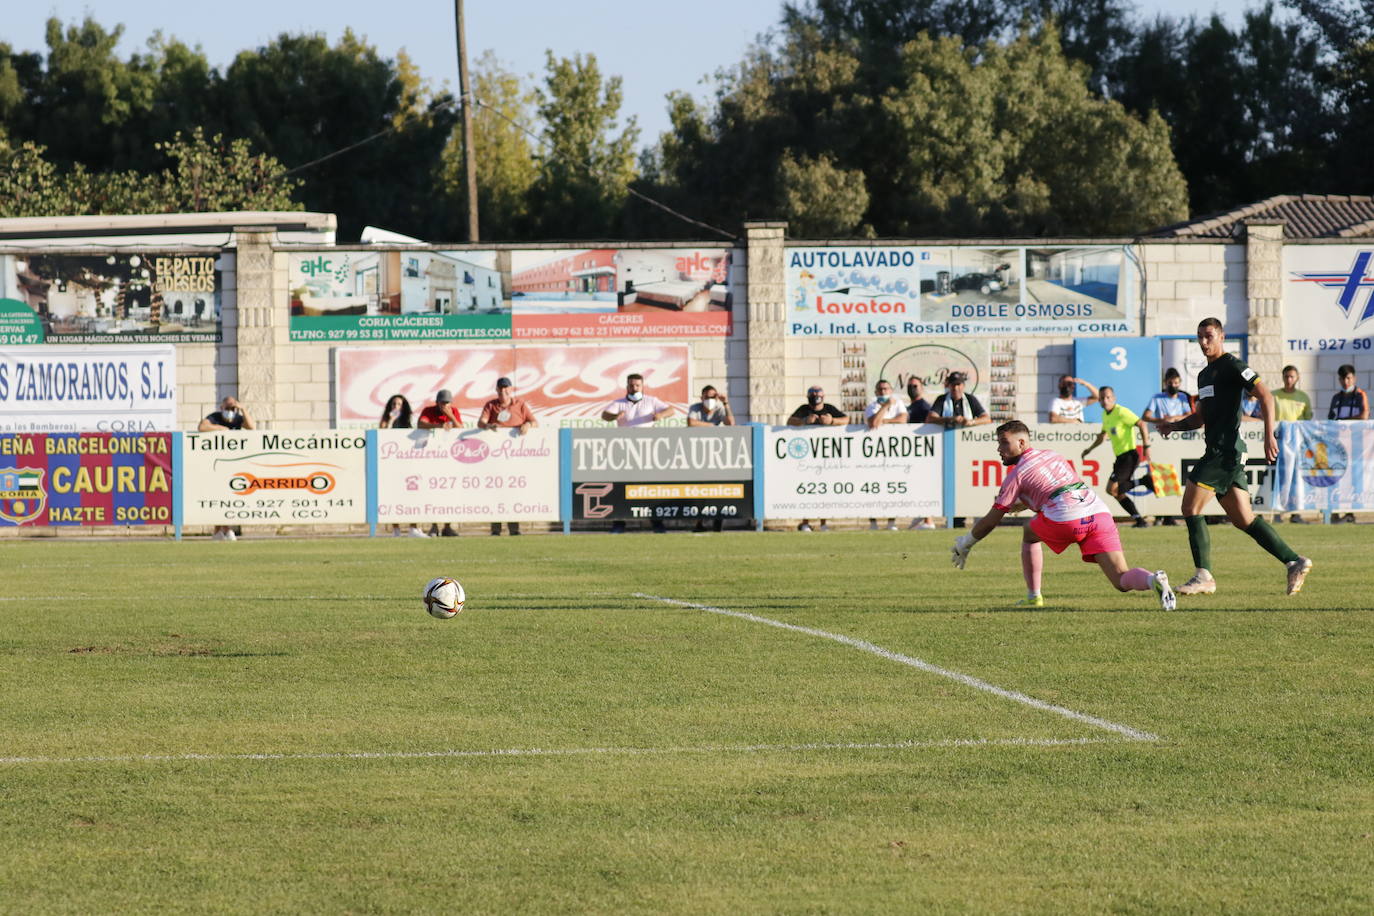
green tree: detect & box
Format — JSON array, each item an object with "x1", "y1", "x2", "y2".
[{"x1": 524, "y1": 52, "x2": 639, "y2": 239}]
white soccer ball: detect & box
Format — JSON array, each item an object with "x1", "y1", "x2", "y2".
[{"x1": 423, "y1": 576, "x2": 466, "y2": 619}]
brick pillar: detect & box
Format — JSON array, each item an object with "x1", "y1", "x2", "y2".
[
  {"x1": 233, "y1": 229, "x2": 278, "y2": 427},
  {"x1": 1244, "y1": 220, "x2": 1286, "y2": 384},
  {"x1": 744, "y1": 221, "x2": 788, "y2": 425}
]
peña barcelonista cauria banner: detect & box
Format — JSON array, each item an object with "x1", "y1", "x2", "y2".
[
  {"x1": 785, "y1": 245, "x2": 1138, "y2": 337},
  {"x1": 1274, "y1": 420, "x2": 1373, "y2": 513},
  {"x1": 0, "y1": 432, "x2": 172, "y2": 526}
]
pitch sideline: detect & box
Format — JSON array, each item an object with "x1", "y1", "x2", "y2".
[{"x1": 634, "y1": 593, "x2": 1160, "y2": 742}]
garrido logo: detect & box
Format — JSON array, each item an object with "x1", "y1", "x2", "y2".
[{"x1": 1290, "y1": 250, "x2": 1374, "y2": 328}]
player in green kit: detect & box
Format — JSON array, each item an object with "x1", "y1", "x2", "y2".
[{"x1": 1155, "y1": 317, "x2": 1312, "y2": 596}]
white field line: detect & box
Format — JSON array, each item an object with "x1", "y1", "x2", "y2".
[
  {"x1": 0, "y1": 737, "x2": 1112, "y2": 767},
  {"x1": 634, "y1": 593, "x2": 1160, "y2": 743}
]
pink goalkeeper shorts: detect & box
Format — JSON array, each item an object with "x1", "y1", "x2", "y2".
[{"x1": 1029, "y1": 511, "x2": 1122, "y2": 562}]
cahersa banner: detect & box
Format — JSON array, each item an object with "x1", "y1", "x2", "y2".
[
  {"x1": 182, "y1": 431, "x2": 367, "y2": 525},
  {"x1": 0, "y1": 433, "x2": 172, "y2": 526},
  {"x1": 509, "y1": 247, "x2": 736, "y2": 338},
  {"x1": 762, "y1": 425, "x2": 943, "y2": 519},
  {"x1": 334, "y1": 343, "x2": 691, "y2": 428},
  {"x1": 377, "y1": 427, "x2": 560, "y2": 524},
  {"x1": 948, "y1": 423, "x2": 1273, "y2": 518},
  {"x1": 568, "y1": 427, "x2": 753, "y2": 522}
]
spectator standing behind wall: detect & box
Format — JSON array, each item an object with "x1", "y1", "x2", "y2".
[
  {"x1": 1047, "y1": 375, "x2": 1099, "y2": 423},
  {"x1": 905, "y1": 377, "x2": 936, "y2": 529},
  {"x1": 1141, "y1": 368, "x2": 1194, "y2": 527},
  {"x1": 1271, "y1": 366, "x2": 1313, "y2": 525},
  {"x1": 604, "y1": 373, "x2": 672, "y2": 533},
  {"x1": 788, "y1": 385, "x2": 848, "y2": 531},
  {"x1": 199, "y1": 395, "x2": 254, "y2": 541},
  {"x1": 416, "y1": 388, "x2": 461, "y2": 536},
  {"x1": 925, "y1": 373, "x2": 990, "y2": 428},
  {"x1": 380, "y1": 394, "x2": 425, "y2": 538},
  {"x1": 865, "y1": 379, "x2": 906, "y2": 531},
  {"x1": 480, "y1": 377, "x2": 536, "y2": 536},
  {"x1": 1328, "y1": 364, "x2": 1368, "y2": 524},
  {"x1": 687, "y1": 384, "x2": 734, "y2": 531}
]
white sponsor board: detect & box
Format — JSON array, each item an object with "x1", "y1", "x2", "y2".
[
  {"x1": 949, "y1": 423, "x2": 1273, "y2": 518},
  {"x1": 0, "y1": 344, "x2": 176, "y2": 432},
  {"x1": 183, "y1": 431, "x2": 368, "y2": 525},
  {"x1": 1283, "y1": 245, "x2": 1374, "y2": 353},
  {"x1": 377, "y1": 427, "x2": 559, "y2": 523},
  {"x1": 763, "y1": 425, "x2": 943, "y2": 518}
]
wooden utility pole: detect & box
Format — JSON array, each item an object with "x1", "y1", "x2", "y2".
[{"x1": 455, "y1": 0, "x2": 480, "y2": 242}]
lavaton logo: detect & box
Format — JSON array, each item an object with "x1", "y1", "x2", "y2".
[{"x1": 1291, "y1": 250, "x2": 1374, "y2": 328}]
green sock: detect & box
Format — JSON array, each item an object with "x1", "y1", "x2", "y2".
[
  {"x1": 1244, "y1": 517, "x2": 1300, "y2": 564},
  {"x1": 1185, "y1": 515, "x2": 1211, "y2": 571}
]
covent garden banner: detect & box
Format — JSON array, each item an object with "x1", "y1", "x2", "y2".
[{"x1": 784, "y1": 245, "x2": 1140, "y2": 337}]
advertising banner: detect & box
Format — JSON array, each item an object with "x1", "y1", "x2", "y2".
[
  {"x1": 0, "y1": 432, "x2": 172, "y2": 526},
  {"x1": 0, "y1": 344, "x2": 177, "y2": 433},
  {"x1": 0, "y1": 252, "x2": 222, "y2": 343},
  {"x1": 1274, "y1": 420, "x2": 1372, "y2": 512},
  {"x1": 948, "y1": 423, "x2": 1273, "y2": 518},
  {"x1": 288, "y1": 249, "x2": 510, "y2": 342},
  {"x1": 510, "y1": 247, "x2": 736, "y2": 338},
  {"x1": 785, "y1": 246, "x2": 1136, "y2": 337},
  {"x1": 762, "y1": 425, "x2": 943, "y2": 519},
  {"x1": 568, "y1": 427, "x2": 753, "y2": 522},
  {"x1": 334, "y1": 343, "x2": 691, "y2": 428},
  {"x1": 182, "y1": 431, "x2": 367, "y2": 525},
  {"x1": 1283, "y1": 245, "x2": 1374, "y2": 354},
  {"x1": 376, "y1": 427, "x2": 560, "y2": 524}
]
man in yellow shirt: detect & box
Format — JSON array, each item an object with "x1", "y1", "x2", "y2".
[
  {"x1": 1082, "y1": 386, "x2": 1152, "y2": 528},
  {"x1": 1272, "y1": 365, "x2": 1313, "y2": 422}
]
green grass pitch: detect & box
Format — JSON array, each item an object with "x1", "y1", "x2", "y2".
[{"x1": 1, "y1": 524, "x2": 1371, "y2": 913}]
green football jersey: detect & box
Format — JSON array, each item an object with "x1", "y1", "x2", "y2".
[{"x1": 1196, "y1": 353, "x2": 1260, "y2": 457}]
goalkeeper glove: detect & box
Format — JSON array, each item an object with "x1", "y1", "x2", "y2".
[{"x1": 951, "y1": 533, "x2": 976, "y2": 570}]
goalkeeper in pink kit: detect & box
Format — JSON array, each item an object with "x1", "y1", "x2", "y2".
[{"x1": 951, "y1": 420, "x2": 1175, "y2": 609}]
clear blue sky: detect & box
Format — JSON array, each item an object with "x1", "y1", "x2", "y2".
[{"x1": 7, "y1": 0, "x2": 1263, "y2": 148}]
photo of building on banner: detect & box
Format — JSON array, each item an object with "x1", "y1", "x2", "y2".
[
  {"x1": 0, "y1": 252, "x2": 222, "y2": 344},
  {"x1": 287, "y1": 250, "x2": 510, "y2": 342},
  {"x1": 333, "y1": 343, "x2": 691, "y2": 428},
  {"x1": 785, "y1": 246, "x2": 1136, "y2": 337},
  {"x1": 509, "y1": 247, "x2": 736, "y2": 338},
  {"x1": 0, "y1": 433, "x2": 172, "y2": 527},
  {"x1": 568, "y1": 428, "x2": 753, "y2": 523}
]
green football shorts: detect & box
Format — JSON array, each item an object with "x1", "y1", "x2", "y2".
[{"x1": 1187, "y1": 452, "x2": 1248, "y2": 493}]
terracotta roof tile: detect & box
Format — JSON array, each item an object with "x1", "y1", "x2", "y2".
[{"x1": 1145, "y1": 195, "x2": 1374, "y2": 239}]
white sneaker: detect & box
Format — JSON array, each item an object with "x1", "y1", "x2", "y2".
[
  {"x1": 1176, "y1": 570, "x2": 1216, "y2": 595},
  {"x1": 885, "y1": 522, "x2": 898, "y2": 531},
  {"x1": 1286, "y1": 556, "x2": 1313, "y2": 596},
  {"x1": 408, "y1": 527, "x2": 429, "y2": 538},
  {"x1": 225, "y1": 529, "x2": 237, "y2": 541},
  {"x1": 798, "y1": 523, "x2": 813, "y2": 532},
  {"x1": 1152, "y1": 571, "x2": 1176, "y2": 610},
  {"x1": 916, "y1": 520, "x2": 936, "y2": 530}
]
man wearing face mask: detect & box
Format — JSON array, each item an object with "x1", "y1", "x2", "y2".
[
  {"x1": 199, "y1": 395, "x2": 255, "y2": 540},
  {"x1": 1328, "y1": 365, "x2": 1368, "y2": 524},
  {"x1": 602, "y1": 373, "x2": 674, "y2": 427},
  {"x1": 687, "y1": 384, "x2": 735, "y2": 427},
  {"x1": 1047, "y1": 375, "x2": 1099, "y2": 424},
  {"x1": 199, "y1": 395, "x2": 255, "y2": 432}
]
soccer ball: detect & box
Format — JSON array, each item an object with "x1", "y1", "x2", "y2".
[{"x1": 423, "y1": 577, "x2": 465, "y2": 619}]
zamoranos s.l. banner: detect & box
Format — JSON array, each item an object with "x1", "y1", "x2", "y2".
[
  {"x1": 288, "y1": 249, "x2": 510, "y2": 342},
  {"x1": 0, "y1": 344, "x2": 177, "y2": 433},
  {"x1": 0, "y1": 433, "x2": 172, "y2": 527},
  {"x1": 376, "y1": 427, "x2": 560, "y2": 525},
  {"x1": 182, "y1": 431, "x2": 367, "y2": 526},
  {"x1": 785, "y1": 246, "x2": 1137, "y2": 337},
  {"x1": 568, "y1": 427, "x2": 753, "y2": 523},
  {"x1": 762, "y1": 425, "x2": 943, "y2": 520},
  {"x1": 0, "y1": 252, "x2": 222, "y2": 343}
]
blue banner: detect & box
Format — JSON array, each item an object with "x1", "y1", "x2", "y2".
[{"x1": 1274, "y1": 420, "x2": 1372, "y2": 512}]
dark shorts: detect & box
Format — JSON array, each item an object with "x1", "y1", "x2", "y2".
[
  {"x1": 1109, "y1": 449, "x2": 1141, "y2": 487},
  {"x1": 1187, "y1": 452, "x2": 1248, "y2": 494}
]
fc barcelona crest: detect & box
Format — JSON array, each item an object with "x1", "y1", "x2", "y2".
[{"x1": 0, "y1": 467, "x2": 47, "y2": 524}]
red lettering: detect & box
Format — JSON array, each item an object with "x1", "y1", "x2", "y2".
[{"x1": 815, "y1": 296, "x2": 909, "y2": 314}]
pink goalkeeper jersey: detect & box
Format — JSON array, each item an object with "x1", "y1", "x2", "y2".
[{"x1": 993, "y1": 447, "x2": 1106, "y2": 522}]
